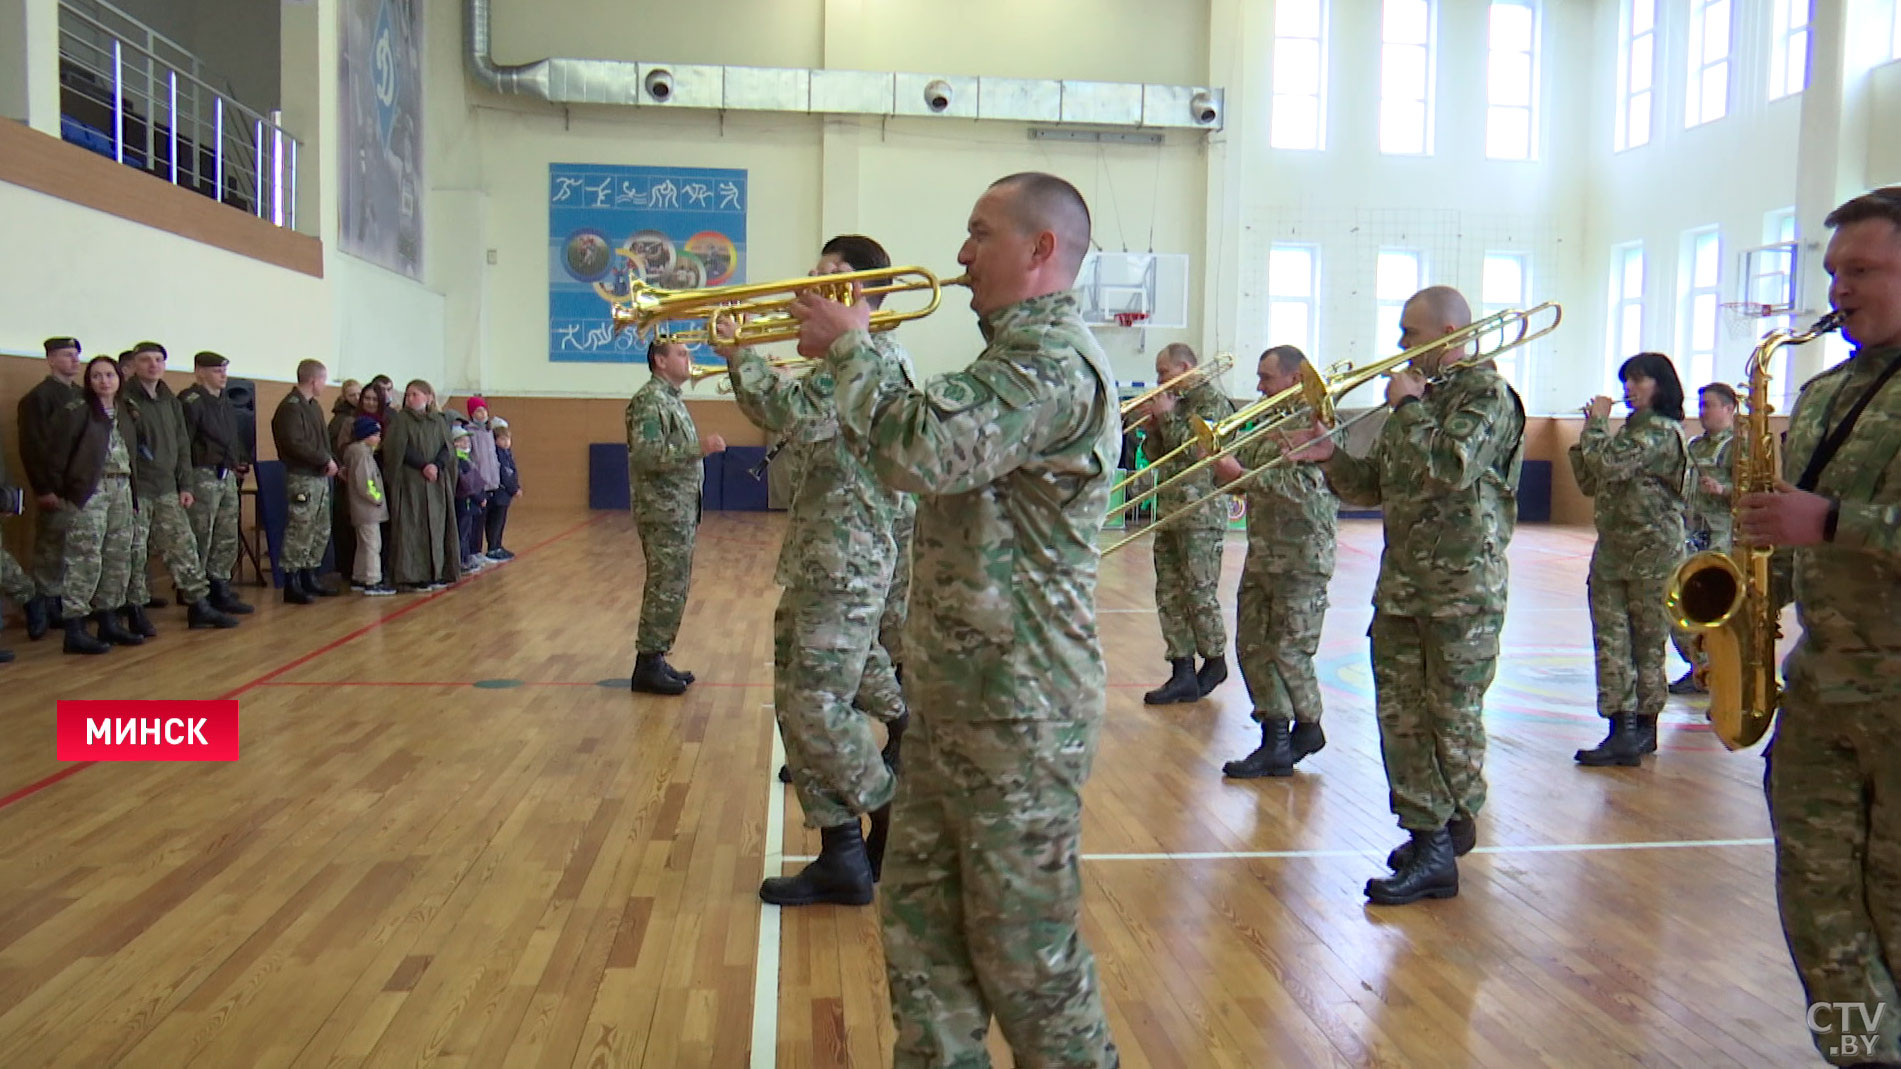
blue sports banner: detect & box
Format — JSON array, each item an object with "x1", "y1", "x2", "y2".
[{"x1": 547, "y1": 163, "x2": 748, "y2": 364}]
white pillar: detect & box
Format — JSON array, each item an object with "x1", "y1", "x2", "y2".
[{"x1": 0, "y1": 0, "x2": 61, "y2": 135}]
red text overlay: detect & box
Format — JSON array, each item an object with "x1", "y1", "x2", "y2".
[{"x1": 57, "y1": 701, "x2": 240, "y2": 761}]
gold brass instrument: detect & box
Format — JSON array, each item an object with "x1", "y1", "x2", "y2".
[
  {"x1": 1665, "y1": 310, "x2": 1843, "y2": 750},
  {"x1": 1102, "y1": 302, "x2": 1563, "y2": 550},
  {"x1": 684, "y1": 356, "x2": 815, "y2": 393},
  {"x1": 596, "y1": 262, "x2": 968, "y2": 346},
  {"x1": 1121, "y1": 352, "x2": 1237, "y2": 429}
]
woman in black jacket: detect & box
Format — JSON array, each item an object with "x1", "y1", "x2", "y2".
[{"x1": 54, "y1": 356, "x2": 143, "y2": 653}]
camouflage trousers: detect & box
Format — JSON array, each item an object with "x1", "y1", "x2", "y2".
[
  {"x1": 1, "y1": 546, "x2": 34, "y2": 606},
  {"x1": 128, "y1": 492, "x2": 210, "y2": 605},
  {"x1": 1768, "y1": 694, "x2": 1901, "y2": 1066},
  {"x1": 880, "y1": 505, "x2": 914, "y2": 666},
  {"x1": 1588, "y1": 568, "x2": 1672, "y2": 718},
  {"x1": 1153, "y1": 525, "x2": 1226, "y2": 660},
  {"x1": 881, "y1": 713, "x2": 1118, "y2": 1069},
  {"x1": 776, "y1": 578, "x2": 899, "y2": 829},
  {"x1": 61, "y1": 477, "x2": 134, "y2": 619},
  {"x1": 1369, "y1": 611, "x2": 1500, "y2": 831},
  {"x1": 281, "y1": 474, "x2": 331, "y2": 571},
  {"x1": 187, "y1": 468, "x2": 242, "y2": 582},
  {"x1": 30, "y1": 501, "x2": 73, "y2": 598},
  {"x1": 635, "y1": 513, "x2": 696, "y2": 654},
  {"x1": 1237, "y1": 571, "x2": 1329, "y2": 725}
]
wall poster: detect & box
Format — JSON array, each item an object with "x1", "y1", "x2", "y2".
[
  {"x1": 338, "y1": 0, "x2": 423, "y2": 279},
  {"x1": 547, "y1": 163, "x2": 748, "y2": 364}
]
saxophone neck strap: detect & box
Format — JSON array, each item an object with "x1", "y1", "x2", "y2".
[{"x1": 1795, "y1": 348, "x2": 1901, "y2": 492}]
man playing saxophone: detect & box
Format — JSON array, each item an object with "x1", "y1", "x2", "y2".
[{"x1": 1739, "y1": 186, "x2": 1901, "y2": 1068}]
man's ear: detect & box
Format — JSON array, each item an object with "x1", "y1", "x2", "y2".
[{"x1": 1031, "y1": 229, "x2": 1057, "y2": 268}]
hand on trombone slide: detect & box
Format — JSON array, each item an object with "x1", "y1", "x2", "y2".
[
  {"x1": 1385, "y1": 369, "x2": 1428, "y2": 407},
  {"x1": 1278, "y1": 420, "x2": 1336, "y2": 464}
]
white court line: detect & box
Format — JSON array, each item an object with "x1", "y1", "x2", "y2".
[
  {"x1": 783, "y1": 837, "x2": 1773, "y2": 864},
  {"x1": 750, "y1": 710, "x2": 784, "y2": 1069}
]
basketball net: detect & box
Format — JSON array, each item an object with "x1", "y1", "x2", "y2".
[{"x1": 1720, "y1": 301, "x2": 1775, "y2": 343}]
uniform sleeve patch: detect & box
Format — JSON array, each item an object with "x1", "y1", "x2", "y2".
[
  {"x1": 924, "y1": 374, "x2": 990, "y2": 414},
  {"x1": 967, "y1": 359, "x2": 1040, "y2": 410}
]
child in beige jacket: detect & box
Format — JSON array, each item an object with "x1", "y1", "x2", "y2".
[{"x1": 344, "y1": 417, "x2": 393, "y2": 595}]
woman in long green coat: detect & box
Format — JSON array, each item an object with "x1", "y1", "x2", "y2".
[{"x1": 381, "y1": 380, "x2": 460, "y2": 590}]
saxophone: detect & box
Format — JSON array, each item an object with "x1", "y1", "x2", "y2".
[{"x1": 1665, "y1": 310, "x2": 1843, "y2": 750}]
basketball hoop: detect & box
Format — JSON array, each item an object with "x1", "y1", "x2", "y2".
[
  {"x1": 1720, "y1": 301, "x2": 1776, "y2": 343},
  {"x1": 1112, "y1": 311, "x2": 1149, "y2": 328}
]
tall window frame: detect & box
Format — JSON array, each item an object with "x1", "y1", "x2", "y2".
[
  {"x1": 1768, "y1": 0, "x2": 1811, "y2": 100},
  {"x1": 1481, "y1": 251, "x2": 1532, "y2": 393},
  {"x1": 1486, "y1": 1, "x2": 1538, "y2": 160},
  {"x1": 1266, "y1": 244, "x2": 1321, "y2": 356},
  {"x1": 1614, "y1": 0, "x2": 1656, "y2": 150},
  {"x1": 1375, "y1": 248, "x2": 1424, "y2": 353},
  {"x1": 1607, "y1": 242, "x2": 1646, "y2": 393},
  {"x1": 1272, "y1": 0, "x2": 1328, "y2": 151},
  {"x1": 1380, "y1": 0, "x2": 1435, "y2": 156},
  {"x1": 1679, "y1": 227, "x2": 1723, "y2": 388},
  {"x1": 1685, "y1": 0, "x2": 1732, "y2": 127}
]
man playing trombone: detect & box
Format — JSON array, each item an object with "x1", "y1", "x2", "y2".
[
  {"x1": 1211, "y1": 345, "x2": 1338, "y2": 778},
  {"x1": 1288, "y1": 285, "x2": 1526, "y2": 906},
  {"x1": 722, "y1": 234, "x2": 916, "y2": 908},
  {"x1": 1133, "y1": 342, "x2": 1235, "y2": 704}
]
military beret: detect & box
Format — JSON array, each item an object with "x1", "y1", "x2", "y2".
[
  {"x1": 131, "y1": 340, "x2": 167, "y2": 357},
  {"x1": 193, "y1": 350, "x2": 229, "y2": 368},
  {"x1": 43, "y1": 336, "x2": 80, "y2": 354}
]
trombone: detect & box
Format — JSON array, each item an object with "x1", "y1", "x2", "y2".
[
  {"x1": 597, "y1": 262, "x2": 969, "y2": 346},
  {"x1": 1101, "y1": 301, "x2": 1563, "y2": 555},
  {"x1": 1121, "y1": 352, "x2": 1236, "y2": 429}
]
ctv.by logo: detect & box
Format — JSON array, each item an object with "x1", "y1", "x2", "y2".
[{"x1": 1807, "y1": 1002, "x2": 1890, "y2": 1060}]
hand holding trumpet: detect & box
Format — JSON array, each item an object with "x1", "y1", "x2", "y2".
[{"x1": 788, "y1": 279, "x2": 872, "y2": 358}]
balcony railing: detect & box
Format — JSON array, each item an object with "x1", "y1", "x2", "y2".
[{"x1": 55, "y1": 0, "x2": 299, "y2": 229}]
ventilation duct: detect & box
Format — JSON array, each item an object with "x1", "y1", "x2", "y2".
[{"x1": 464, "y1": 0, "x2": 1224, "y2": 131}]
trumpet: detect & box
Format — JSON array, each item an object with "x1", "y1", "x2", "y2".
[
  {"x1": 1102, "y1": 301, "x2": 1563, "y2": 555},
  {"x1": 1121, "y1": 352, "x2": 1236, "y2": 425},
  {"x1": 597, "y1": 262, "x2": 968, "y2": 346}
]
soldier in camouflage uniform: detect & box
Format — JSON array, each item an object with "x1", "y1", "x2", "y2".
[
  {"x1": 0, "y1": 419, "x2": 37, "y2": 662},
  {"x1": 1670, "y1": 381, "x2": 1738, "y2": 693},
  {"x1": 625, "y1": 339, "x2": 725, "y2": 694},
  {"x1": 792, "y1": 172, "x2": 1119, "y2": 1068},
  {"x1": 729, "y1": 235, "x2": 918, "y2": 907},
  {"x1": 270, "y1": 359, "x2": 340, "y2": 603},
  {"x1": 1297, "y1": 285, "x2": 1525, "y2": 906},
  {"x1": 1568, "y1": 353, "x2": 1689, "y2": 767},
  {"x1": 16, "y1": 336, "x2": 86, "y2": 640},
  {"x1": 1137, "y1": 343, "x2": 1235, "y2": 704},
  {"x1": 1740, "y1": 189, "x2": 1901, "y2": 1068},
  {"x1": 179, "y1": 351, "x2": 256, "y2": 615},
  {"x1": 1213, "y1": 346, "x2": 1338, "y2": 779},
  {"x1": 54, "y1": 356, "x2": 143, "y2": 653},
  {"x1": 120, "y1": 343, "x2": 239, "y2": 633}
]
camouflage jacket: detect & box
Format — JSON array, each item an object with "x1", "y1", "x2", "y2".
[
  {"x1": 1568, "y1": 408, "x2": 1688, "y2": 579},
  {"x1": 624, "y1": 376, "x2": 702, "y2": 522},
  {"x1": 1324, "y1": 363, "x2": 1525, "y2": 617},
  {"x1": 1685, "y1": 427, "x2": 1735, "y2": 547},
  {"x1": 1146, "y1": 378, "x2": 1235, "y2": 530},
  {"x1": 827, "y1": 289, "x2": 1118, "y2": 723},
  {"x1": 1232, "y1": 431, "x2": 1336, "y2": 578},
  {"x1": 1780, "y1": 345, "x2": 1901, "y2": 704},
  {"x1": 729, "y1": 334, "x2": 916, "y2": 590}
]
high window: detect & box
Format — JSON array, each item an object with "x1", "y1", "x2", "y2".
[
  {"x1": 1380, "y1": 0, "x2": 1434, "y2": 155},
  {"x1": 1486, "y1": 2, "x2": 1537, "y2": 159},
  {"x1": 1680, "y1": 228, "x2": 1723, "y2": 388},
  {"x1": 1614, "y1": 0, "x2": 1656, "y2": 150},
  {"x1": 1481, "y1": 252, "x2": 1531, "y2": 392},
  {"x1": 1685, "y1": 0, "x2": 1732, "y2": 127},
  {"x1": 1607, "y1": 243, "x2": 1646, "y2": 392},
  {"x1": 1267, "y1": 244, "x2": 1320, "y2": 354},
  {"x1": 1272, "y1": 0, "x2": 1328, "y2": 150},
  {"x1": 1768, "y1": 0, "x2": 1811, "y2": 100},
  {"x1": 1375, "y1": 249, "x2": 1424, "y2": 352}
]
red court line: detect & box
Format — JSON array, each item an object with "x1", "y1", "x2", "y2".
[
  {"x1": 0, "y1": 514, "x2": 607, "y2": 814},
  {"x1": 253, "y1": 679, "x2": 773, "y2": 689}
]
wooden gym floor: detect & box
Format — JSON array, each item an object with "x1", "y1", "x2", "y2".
[{"x1": 0, "y1": 511, "x2": 1814, "y2": 1067}]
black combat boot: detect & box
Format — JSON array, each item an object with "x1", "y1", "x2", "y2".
[
  {"x1": 1143, "y1": 658, "x2": 1201, "y2": 705},
  {"x1": 1367, "y1": 827, "x2": 1459, "y2": 905},
  {"x1": 865, "y1": 802, "x2": 892, "y2": 883},
  {"x1": 282, "y1": 570, "x2": 314, "y2": 605},
  {"x1": 759, "y1": 819, "x2": 875, "y2": 906},
  {"x1": 25, "y1": 595, "x2": 51, "y2": 641},
  {"x1": 631, "y1": 651, "x2": 687, "y2": 695},
  {"x1": 304, "y1": 569, "x2": 341, "y2": 597},
  {"x1": 1667, "y1": 669, "x2": 1704, "y2": 695},
  {"x1": 1575, "y1": 712, "x2": 1644, "y2": 767},
  {"x1": 1632, "y1": 714, "x2": 1659, "y2": 755},
  {"x1": 187, "y1": 598, "x2": 240, "y2": 629},
  {"x1": 1196, "y1": 654, "x2": 1229, "y2": 696},
  {"x1": 778, "y1": 764, "x2": 793, "y2": 784},
  {"x1": 122, "y1": 603, "x2": 158, "y2": 638},
  {"x1": 1388, "y1": 815, "x2": 1477, "y2": 869},
  {"x1": 1222, "y1": 719, "x2": 1294, "y2": 779},
  {"x1": 881, "y1": 710, "x2": 909, "y2": 775},
  {"x1": 209, "y1": 579, "x2": 254, "y2": 614},
  {"x1": 1291, "y1": 721, "x2": 1327, "y2": 764},
  {"x1": 63, "y1": 616, "x2": 110, "y2": 655},
  {"x1": 659, "y1": 657, "x2": 694, "y2": 685},
  {"x1": 95, "y1": 609, "x2": 142, "y2": 646}
]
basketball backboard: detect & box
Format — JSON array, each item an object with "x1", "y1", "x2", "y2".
[
  {"x1": 1078, "y1": 252, "x2": 1190, "y2": 329},
  {"x1": 1737, "y1": 241, "x2": 1798, "y2": 315}
]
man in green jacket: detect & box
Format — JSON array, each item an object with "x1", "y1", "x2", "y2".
[{"x1": 270, "y1": 359, "x2": 340, "y2": 603}]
